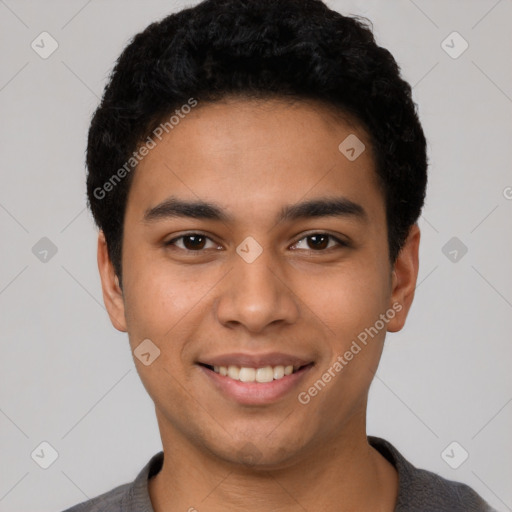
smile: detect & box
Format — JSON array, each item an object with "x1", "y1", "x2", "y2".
[
  {"x1": 197, "y1": 361, "x2": 314, "y2": 405},
  {"x1": 205, "y1": 364, "x2": 304, "y2": 383}
]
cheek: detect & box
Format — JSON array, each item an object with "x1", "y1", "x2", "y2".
[
  {"x1": 120, "y1": 266, "x2": 200, "y2": 400},
  {"x1": 122, "y1": 255, "x2": 203, "y2": 338},
  {"x1": 306, "y1": 270, "x2": 390, "y2": 416},
  {"x1": 121, "y1": 256, "x2": 223, "y2": 384},
  {"x1": 303, "y1": 261, "x2": 390, "y2": 341},
  {"x1": 302, "y1": 261, "x2": 391, "y2": 402}
]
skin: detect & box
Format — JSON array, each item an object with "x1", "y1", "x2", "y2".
[{"x1": 98, "y1": 97, "x2": 420, "y2": 512}]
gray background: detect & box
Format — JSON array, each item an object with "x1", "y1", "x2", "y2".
[{"x1": 0, "y1": 0, "x2": 511, "y2": 510}]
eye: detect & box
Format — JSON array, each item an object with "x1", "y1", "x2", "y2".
[
  {"x1": 164, "y1": 232, "x2": 348, "y2": 253},
  {"x1": 165, "y1": 233, "x2": 221, "y2": 251},
  {"x1": 290, "y1": 233, "x2": 348, "y2": 251}
]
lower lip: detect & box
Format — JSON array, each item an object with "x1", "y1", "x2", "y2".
[{"x1": 198, "y1": 364, "x2": 313, "y2": 405}]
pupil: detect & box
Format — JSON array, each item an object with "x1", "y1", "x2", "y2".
[
  {"x1": 184, "y1": 235, "x2": 205, "y2": 250},
  {"x1": 182, "y1": 235, "x2": 329, "y2": 251},
  {"x1": 309, "y1": 234, "x2": 328, "y2": 250}
]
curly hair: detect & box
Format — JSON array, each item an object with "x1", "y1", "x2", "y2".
[{"x1": 87, "y1": 0, "x2": 428, "y2": 277}]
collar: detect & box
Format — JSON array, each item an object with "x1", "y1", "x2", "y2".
[{"x1": 121, "y1": 436, "x2": 417, "y2": 512}]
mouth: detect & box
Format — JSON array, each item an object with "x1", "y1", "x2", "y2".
[
  {"x1": 196, "y1": 354, "x2": 315, "y2": 405},
  {"x1": 198, "y1": 362, "x2": 313, "y2": 383}
]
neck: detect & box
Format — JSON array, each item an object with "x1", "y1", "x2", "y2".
[{"x1": 148, "y1": 412, "x2": 398, "y2": 512}]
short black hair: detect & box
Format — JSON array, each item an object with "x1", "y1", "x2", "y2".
[{"x1": 87, "y1": 0, "x2": 428, "y2": 278}]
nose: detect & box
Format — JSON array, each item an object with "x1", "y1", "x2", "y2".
[{"x1": 214, "y1": 245, "x2": 300, "y2": 333}]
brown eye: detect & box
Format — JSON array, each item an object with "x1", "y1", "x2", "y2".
[
  {"x1": 165, "y1": 234, "x2": 218, "y2": 251},
  {"x1": 291, "y1": 233, "x2": 347, "y2": 251},
  {"x1": 306, "y1": 234, "x2": 329, "y2": 250},
  {"x1": 182, "y1": 235, "x2": 206, "y2": 250}
]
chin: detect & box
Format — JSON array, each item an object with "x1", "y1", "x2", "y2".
[{"x1": 209, "y1": 433, "x2": 309, "y2": 470}]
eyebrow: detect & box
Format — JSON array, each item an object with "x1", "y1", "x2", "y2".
[{"x1": 143, "y1": 195, "x2": 367, "y2": 224}]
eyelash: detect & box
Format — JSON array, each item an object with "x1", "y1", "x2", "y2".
[{"x1": 164, "y1": 232, "x2": 349, "y2": 253}]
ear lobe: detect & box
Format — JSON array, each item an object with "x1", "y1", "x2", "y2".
[
  {"x1": 386, "y1": 224, "x2": 420, "y2": 333},
  {"x1": 97, "y1": 231, "x2": 127, "y2": 332}
]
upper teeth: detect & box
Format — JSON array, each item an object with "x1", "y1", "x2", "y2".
[{"x1": 213, "y1": 365, "x2": 295, "y2": 383}]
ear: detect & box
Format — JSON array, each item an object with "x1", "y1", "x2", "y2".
[
  {"x1": 97, "y1": 231, "x2": 127, "y2": 332},
  {"x1": 386, "y1": 224, "x2": 420, "y2": 333}
]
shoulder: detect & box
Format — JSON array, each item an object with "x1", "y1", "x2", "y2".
[
  {"x1": 60, "y1": 482, "x2": 129, "y2": 512},
  {"x1": 398, "y1": 464, "x2": 496, "y2": 512},
  {"x1": 368, "y1": 436, "x2": 497, "y2": 512},
  {"x1": 59, "y1": 451, "x2": 164, "y2": 512}
]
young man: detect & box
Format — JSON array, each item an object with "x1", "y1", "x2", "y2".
[{"x1": 63, "y1": 0, "x2": 495, "y2": 510}]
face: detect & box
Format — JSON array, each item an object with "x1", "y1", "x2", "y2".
[{"x1": 98, "y1": 98, "x2": 419, "y2": 468}]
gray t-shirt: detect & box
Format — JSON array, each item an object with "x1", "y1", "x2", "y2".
[{"x1": 61, "y1": 436, "x2": 496, "y2": 511}]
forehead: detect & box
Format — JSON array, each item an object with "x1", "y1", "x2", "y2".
[{"x1": 126, "y1": 97, "x2": 384, "y2": 225}]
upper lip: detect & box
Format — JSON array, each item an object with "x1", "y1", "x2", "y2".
[{"x1": 198, "y1": 352, "x2": 313, "y2": 368}]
